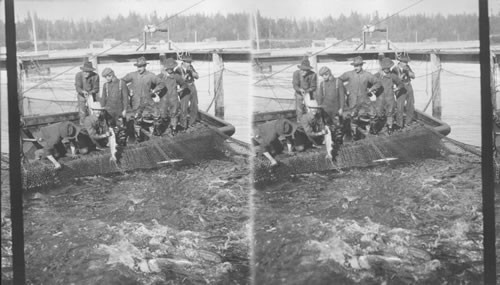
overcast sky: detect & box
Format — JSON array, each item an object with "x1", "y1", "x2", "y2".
[{"x1": 3, "y1": 0, "x2": 499, "y2": 21}]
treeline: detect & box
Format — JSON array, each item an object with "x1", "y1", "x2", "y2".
[
  {"x1": 0, "y1": 12, "x2": 250, "y2": 47},
  {"x1": 256, "y1": 11, "x2": 500, "y2": 42},
  {"x1": 2, "y1": 12, "x2": 500, "y2": 50}
]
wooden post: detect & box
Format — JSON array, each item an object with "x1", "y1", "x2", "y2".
[
  {"x1": 213, "y1": 52, "x2": 224, "y2": 119},
  {"x1": 431, "y1": 52, "x2": 442, "y2": 119},
  {"x1": 492, "y1": 54, "x2": 499, "y2": 111}
]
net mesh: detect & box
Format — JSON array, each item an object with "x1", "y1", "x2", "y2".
[
  {"x1": 253, "y1": 126, "x2": 447, "y2": 183},
  {"x1": 22, "y1": 128, "x2": 231, "y2": 190}
]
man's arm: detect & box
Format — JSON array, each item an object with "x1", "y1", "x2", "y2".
[
  {"x1": 337, "y1": 79, "x2": 345, "y2": 115},
  {"x1": 292, "y1": 70, "x2": 302, "y2": 93},
  {"x1": 121, "y1": 80, "x2": 130, "y2": 116},
  {"x1": 305, "y1": 72, "x2": 317, "y2": 93},
  {"x1": 100, "y1": 82, "x2": 108, "y2": 107},
  {"x1": 121, "y1": 72, "x2": 133, "y2": 84},
  {"x1": 366, "y1": 72, "x2": 381, "y2": 93},
  {"x1": 391, "y1": 73, "x2": 405, "y2": 90},
  {"x1": 338, "y1": 71, "x2": 350, "y2": 82},
  {"x1": 151, "y1": 74, "x2": 166, "y2": 94},
  {"x1": 317, "y1": 81, "x2": 325, "y2": 105},
  {"x1": 90, "y1": 74, "x2": 100, "y2": 100},
  {"x1": 189, "y1": 65, "x2": 199, "y2": 80},
  {"x1": 75, "y1": 72, "x2": 85, "y2": 96},
  {"x1": 406, "y1": 65, "x2": 416, "y2": 79}
]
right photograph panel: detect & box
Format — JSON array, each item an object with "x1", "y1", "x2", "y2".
[{"x1": 251, "y1": 1, "x2": 487, "y2": 283}]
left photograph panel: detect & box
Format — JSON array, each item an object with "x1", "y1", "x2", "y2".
[{"x1": 1, "y1": 0, "x2": 253, "y2": 283}]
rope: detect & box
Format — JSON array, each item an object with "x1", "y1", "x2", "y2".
[
  {"x1": 441, "y1": 68, "x2": 481, "y2": 79},
  {"x1": 206, "y1": 67, "x2": 224, "y2": 112},
  {"x1": 253, "y1": 0, "x2": 425, "y2": 85}
]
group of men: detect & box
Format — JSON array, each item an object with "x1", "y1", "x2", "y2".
[
  {"x1": 253, "y1": 54, "x2": 416, "y2": 166},
  {"x1": 34, "y1": 54, "x2": 200, "y2": 169}
]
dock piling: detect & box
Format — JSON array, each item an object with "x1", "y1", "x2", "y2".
[
  {"x1": 431, "y1": 51, "x2": 442, "y2": 119},
  {"x1": 213, "y1": 52, "x2": 224, "y2": 119}
]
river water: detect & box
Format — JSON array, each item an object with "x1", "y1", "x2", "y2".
[
  {"x1": 0, "y1": 59, "x2": 251, "y2": 152},
  {"x1": 253, "y1": 59, "x2": 482, "y2": 146}
]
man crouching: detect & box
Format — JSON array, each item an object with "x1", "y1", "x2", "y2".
[
  {"x1": 253, "y1": 118, "x2": 297, "y2": 167},
  {"x1": 78, "y1": 101, "x2": 113, "y2": 154},
  {"x1": 33, "y1": 121, "x2": 80, "y2": 170}
]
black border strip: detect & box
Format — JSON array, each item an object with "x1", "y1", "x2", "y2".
[
  {"x1": 479, "y1": 0, "x2": 497, "y2": 284},
  {"x1": 5, "y1": 0, "x2": 26, "y2": 283}
]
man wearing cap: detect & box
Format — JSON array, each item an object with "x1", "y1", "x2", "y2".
[
  {"x1": 338, "y1": 56, "x2": 381, "y2": 121},
  {"x1": 174, "y1": 53, "x2": 200, "y2": 128},
  {"x1": 253, "y1": 118, "x2": 297, "y2": 166},
  {"x1": 75, "y1": 61, "x2": 100, "y2": 125},
  {"x1": 34, "y1": 121, "x2": 80, "y2": 169},
  {"x1": 393, "y1": 55, "x2": 416, "y2": 127},
  {"x1": 121, "y1": 56, "x2": 166, "y2": 117},
  {"x1": 79, "y1": 101, "x2": 113, "y2": 152},
  {"x1": 317, "y1": 66, "x2": 345, "y2": 122},
  {"x1": 292, "y1": 58, "x2": 317, "y2": 122},
  {"x1": 295, "y1": 100, "x2": 328, "y2": 151},
  {"x1": 157, "y1": 58, "x2": 188, "y2": 135},
  {"x1": 101, "y1": 67, "x2": 129, "y2": 125},
  {"x1": 374, "y1": 58, "x2": 405, "y2": 134}
]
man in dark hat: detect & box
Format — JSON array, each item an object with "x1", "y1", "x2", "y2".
[
  {"x1": 157, "y1": 58, "x2": 188, "y2": 135},
  {"x1": 34, "y1": 121, "x2": 80, "y2": 169},
  {"x1": 122, "y1": 56, "x2": 166, "y2": 118},
  {"x1": 338, "y1": 56, "x2": 381, "y2": 133},
  {"x1": 374, "y1": 58, "x2": 405, "y2": 134},
  {"x1": 174, "y1": 53, "x2": 200, "y2": 128},
  {"x1": 292, "y1": 57, "x2": 317, "y2": 122},
  {"x1": 75, "y1": 61, "x2": 100, "y2": 125},
  {"x1": 393, "y1": 55, "x2": 416, "y2": 127},
  {"x1": 253, "y1": 118, "x2": 297, "y2": 166},
  {"x1": 101, "y1": 67, "x2": 129, "y2": 125}
]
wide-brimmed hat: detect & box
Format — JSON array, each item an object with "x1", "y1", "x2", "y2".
[
  {"x1": 279, "y1": 119, "x2": 297, "y2": 136},
  {"x1": 164, "y1": 58, "x2": 177, "y2": 70},
  {"x1": 90, "y1": 101, "x2": 107, "y2": 110},
  {"x1": 80, "y1": 61, "x2": 95, "y2": 72},
  {"x1": 398, "y1": 55, "x2": 410, "y2": 63},
  {"x1": 101, "y1": 67, "x2": 114, "y2": 77},
  {"x1": 297, "y1": 58, "x2": 313, "y2": 70},
  {"x1": 275, "y1": 119, "x2": 297, "y2": 139},
  {"x1": 63, "y1": 122, "x2": 80, "y2": 140},
  {"x1": 181, "y1": 53, "x2": 193, "y2": 63},
  {"x1": 380, "y1": 57, "x2": 394, "y2": 69},
  {"x1": 318, "y1": 66, "x2": 331, "y2": 76},
  {"x1": 134, "y1": 56, "x2": 149, "y2": 67},
  {"x1": 350, "y1": 56, "x2": 365, "y2": 66}
]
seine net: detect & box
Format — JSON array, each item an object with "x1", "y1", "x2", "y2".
[{"x1": 22, "y1": 128, "x2": 232, "y2": 190}]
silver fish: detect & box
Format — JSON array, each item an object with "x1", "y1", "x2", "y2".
[
  {"x1": 86, "y1": 95, "x2": 94, "y2": 115},
  {"x1": 324, "y1": 126, "x2": 343, "y2": 173},
  {"x1": 324, "y1": 126, "x2": 334, "y2": 161},
  {"x1": 109, "y1": 128, "x2": 117, "y2": 162}
]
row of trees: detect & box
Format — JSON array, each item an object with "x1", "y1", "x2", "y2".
[
  {"x1": 0, "y1": 12, "x2": 250, "y2": 47},
  {"x1": 1, "y1": 12, "x2": 499, "y2": 50},
  {"x1": 255, "y1": 12, "x2": 500, "y2": 42}
]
